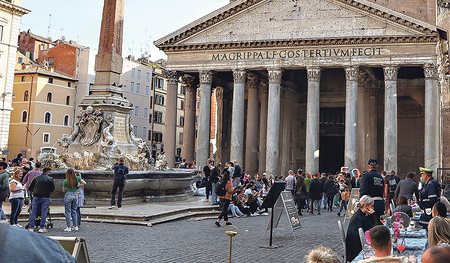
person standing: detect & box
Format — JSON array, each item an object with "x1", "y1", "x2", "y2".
[
  {"x1": 232, "y1": 160, "x2": 241, "y2": 187},
  {"x1": 285, "y1": 170, "x2": 296, "y2": 197},
  {"x1": 320, "y1": 173, "x2": 327, "y2": 210},
  {"x1": 215, "y1": 170, "x2": 233, "y2": 227},
  {"x1": 418, "y1": 167, "x2": 440, "y2": 228},
  {"x1": 309, "y1": 174, "x2": 324, "y2": 215},
  {"x1": 394, "y1": 171, "x2": 420, "y2": 203},
  {"x1": 360, "y1": 158, "x2": 385, "y2": 225},
  {"x1": 9, "y1": 169, "x2": 25, "y2": 227},
  {"x1": 295, "y1": 176, "x2": 307, "y2": 215},
  {"x1": 76, "y1": 174, "x2": 85, "y2": 228},
  {"x1": 304, "y1": 173, "x2": 311, "y2": 211},
  {"x1": 23, "y1": 162, "x2": 42, "y2": 194},
  {"x1": 0, "y1": 162, "x2": 9, "y2": 221},
  {"x1": 385, "y1": 170, "x2": 400, "y2": 206},
  {"x1": 62, "y1": 168, "x2": 86, "y2": 232},
  {"x1": 324, "y1": 174, "x2": 337, "y2": 212},
  {"x1": 28, "y1": 167, "x2": 55, "y2": 232},
  {"x1": 210, "y1": 163, "x2": 221, "y2": 205},
  {"x1": 109, "y1": 157, "x2": 129, "y2": 210},
  {"x1": 203, "y1": 159, "x2": 212, "y2": 203}
]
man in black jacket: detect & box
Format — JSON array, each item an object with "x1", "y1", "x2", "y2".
[
  {"x1": 310, "y1": 174, "x2": 324, "y2": 215},
  {"x1": 28, "y1": 167, "x2": 55, "y2": 232},
  {"x1": 360, "y1": 159, "x2": 385, "y2": 225}
]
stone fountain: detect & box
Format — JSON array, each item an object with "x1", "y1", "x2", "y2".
[{"x1": 39, "y1": 0, "x2": 200, "y2": 205}]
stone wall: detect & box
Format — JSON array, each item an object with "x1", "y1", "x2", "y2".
[{"x1": 367, "y1": 0, "x2": 436, "y2": 25}]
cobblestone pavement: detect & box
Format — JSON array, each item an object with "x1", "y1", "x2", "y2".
[{"x1": 42, "y1": 206, "x2": 347, "y2": 263}]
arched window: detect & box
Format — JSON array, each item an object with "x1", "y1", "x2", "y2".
[
  {"x1": 47, "y1": 92, "x2": 52, "y2": 102},
  {"x1": 21, "y1": 111, "x2": 27, "y2": 122},
  {"x1": 23, "y1": 90, "x2": 28, "y2": 101},
  {"x1": 66, "y1": 96, "x2": 70, "y2": 105},
  {"x1": 63, "y1": 115, "x2": 69, "y2": 126},
  {"x1": 44, "y1": 112, "x2": 51, "y2": 124}
]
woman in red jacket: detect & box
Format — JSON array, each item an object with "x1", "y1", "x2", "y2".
[{"x1": 215, "y1": 170, "x2": 234, "y2": 227}]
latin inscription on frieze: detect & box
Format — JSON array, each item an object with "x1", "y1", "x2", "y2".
[{"x1": 212, "y1": 47, "x2": 383, "y2": 61}]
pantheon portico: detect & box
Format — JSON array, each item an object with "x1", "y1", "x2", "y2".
[{"x1": 155, "y1": 0, "x2": 447, "y2": 177}]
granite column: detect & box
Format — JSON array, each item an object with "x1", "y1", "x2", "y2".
[
  {"x1": 424, "y1": 64, "x2": 440, "y2": 171},
  {"x1": 197, "y1": 70, "x2": 214, "y2": 170},
  {"x1": 245, "y1": 74, "x2": 259, "y2": 176},
  {"x1": 344, "y1": 66, "x2": 359, "y2": 169},
  {"x1": 305, "y1": 67, "x2": 321, "y2": 175},
  {"x1": 181, "y1": 75, "x2": 196, "y2": 164},
  {"x1": 258, "y1": 82, "x2": 269, "y2": 175},
  {"x1": 383, "y1": 66, "x2": 399, "y2": 172},
  {"x1": 163, "y1": 71, "x2": 179, "y2": 168},
  {"x1": 266, "y1": 68, "x2": 283, "y2": 177},
  {"x1": 230, "y1": 69, "x2": 246, "y2": 165}
]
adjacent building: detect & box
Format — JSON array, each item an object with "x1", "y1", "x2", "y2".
[
  {"x1": 0, "y1": 0, "x2": 29, "y2": 159},
  {"x1": 9, "y1": 52, "x2": 76, "y2": 159}
]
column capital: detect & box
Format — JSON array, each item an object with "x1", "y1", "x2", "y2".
[
  {"x1": 181, "y1": 74, "x2": 196, "y2": 88},
  {"x1": 246, "y1": 73, "x2": 259, "y2": 90},
  {"x1": 233, "y1": 69, "x2": 247, "y2": 83},
  {"x1": 307, "y1": 66, "x2": 321, "y2": 82},
  {"x1": 259, "y1": 81, "x2": 269, "y2": 94},
  {"x1": 423, "y1": 64, "x2": 439, "y2": 79},
  {"x1": 344, "y1": 66, "x2": 359, "y2": 81},
  {"x1": 199, "y1": 70, "x2": 214, "y2": 85},
  {"x1": 164, "y1": 70, "x2": 179, "y2": 85},
  {"x1": 383, "y1": 66, "x2": 399, "y2": 81},
  {"x1": 268, "y1": 67, "x2": 283, "y2": 83}
]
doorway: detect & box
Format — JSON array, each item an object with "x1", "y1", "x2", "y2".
[{"x1": 319, "y1": 135, "x2": 344, "y2": 174}]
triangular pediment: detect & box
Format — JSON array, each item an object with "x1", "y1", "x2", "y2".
[{"x1": 155, "y1": 0, "x2": 438, "y2": 49}]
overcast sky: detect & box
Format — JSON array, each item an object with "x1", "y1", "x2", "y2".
[{"x1": 20, "y1": 0, "x2": 229, "y2": 60}]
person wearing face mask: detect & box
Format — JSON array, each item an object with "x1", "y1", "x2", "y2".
[{"x1": 418, "y1": 167, "x2": 441, "y2": 228}]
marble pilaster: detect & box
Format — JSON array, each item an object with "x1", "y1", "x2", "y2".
[
  {"x1": 181, "y1": 75, "x2": 196, "y2": 163},
  {"x1": 259, "y1": 82, "x2": 269, "y2": 175},
  {"x1": 197, "y1": 70, "x2": 214, "y2": 170},
  {"x1": 163, "y1": 70, "x2": 179, "y2": 168},
  {"x1": 266, "y1": 68, "x2": 283, "y2": 177},
  {"x1": 344, "y1": 66, "x2": 359, "y2": 169},
  {"x1": 230, "y1": 69, "x2": 246, "y2": 165},
  {"x1": 305, "y1": 67, "x2": 321, "y2": 175},
  {"x1": 383, "y1": 66, "x2": 399, "y2": 172},
  {"x1": 245, "y1": 74, "x2": 259, "y2": 175},
  {"x1": 424, "y1": 64, "x2": 440, "y2": 171}
]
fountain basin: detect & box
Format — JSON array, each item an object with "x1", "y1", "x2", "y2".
[{"x1": 48, "y1": 169, "x2": 201, "y2": 205}]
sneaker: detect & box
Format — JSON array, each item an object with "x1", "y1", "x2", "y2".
[
  {"x1": 225, "y1": 222, "x2": 232, "y2": 226},
  {"x1": 108, "y1": 206, "x2": 115, "y2": 209},
  {"x1": 203, "y1": 199, "x2": 209, "y2": 203},
  {"x1": 337, "y1": 212, "x2": 341, "y2": 217},
  {"x1": 38, "y1": 228, "x2": 48, "y2": 233},
  {"x1": 15, "y1": 224, "x2": 23, "y2": 228},
  {"x1": 261, "y1": 212, "x2": 269, "y2": 216},
  {"x1": 318, "y1": 213, "x2": 321, "y2": 215},
  {"x1": 29, "y1": 228, "x2": 34, "y2": 232},
  {"x1": 215, "y1": 221, "x2": 221, "y2": 227},
  {"x1": 118, "y1": 207, "x2": 122, "y2": 210},
  {"x1": 72, "y1": 226, "x2": 79, "y2": 231},
  {"x1": 64, "y1": 227, "x2": 72, "y2": 232}
]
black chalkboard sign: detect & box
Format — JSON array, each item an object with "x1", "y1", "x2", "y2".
[{"x1": 266, "y1": 191, "x2": 301, "y2": 237}]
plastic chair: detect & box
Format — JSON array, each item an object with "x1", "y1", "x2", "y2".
[
  {"x1": 390, "y1": 211, "x2": 410, "y2": 227},
  {"x1": 338, "y1": 220, "x2": 346, "y2": 263}
]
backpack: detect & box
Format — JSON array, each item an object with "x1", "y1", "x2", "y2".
[
  {"x1": 215, "y1": 179, "x2": 227, "y2": 196},
  {"x1": 114, "y1": 165, "x2": 126, "y2": 183},
  {"x1": 388, "y1": 176, "x2": 398, "y2": 193}
]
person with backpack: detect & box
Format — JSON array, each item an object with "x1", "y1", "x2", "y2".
[
  {"x1": 109, "y1": 157, "x2": 129, "y2": 210},
  {"x1": 215, "y1": 170, "x2": 234, "y2": 227},
  {"x1": 0, "y1": 162, "x2": 9, "y2": 221},
  {"x1": 210, "y1": 163, "x2": 221, "y2": 205}
]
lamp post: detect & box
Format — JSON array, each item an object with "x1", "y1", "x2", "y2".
[{"x1": 225, "y1": 225, "x2": 238, "y2": 263}]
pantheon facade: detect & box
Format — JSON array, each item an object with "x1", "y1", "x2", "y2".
[{"x1": 155, "y1": 0, "x2": 450, "y2": 178}]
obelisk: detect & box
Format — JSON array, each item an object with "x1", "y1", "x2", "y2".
[{"x1": 77, "y1": 0, "x2": 138, "y2": 155}]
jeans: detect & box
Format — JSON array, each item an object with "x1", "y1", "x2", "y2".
[
  {"x1": 232, "y1": 177, "x2": 240, "y2": 187},
  {"x1": 64, "y1": 191, "x2": 78, "y2": 227},
  {"x1": 218, "y1": 198, "x2": 230, "y2": 221},
  {"x1": 322, "y1": 193, "x2": 327, "y2": 209},
  {"x1": 339, "y1": 200, "x2": 348, "y2": 214},
  {"x1": 211, "y1": 182, "x2": 218, "y2": 205},
  {"x1": 306, "y1": 192, "x2": 310, "y2": 209},
  {"x1": 327, "y1": 196, "x2": 334, "y2": 211},
  {"x1": 9, "y1": 198, "x2": 22, "y2": 225},
  {"x1": 111, "y1": 182, "x2": 124, "y2": 208},
  {"x1": 228, "y1": 204, "x2": 244, "y2": 217},
  {"x1": 29, "y1": 197, "x2": 51, "y2": 229},
  {"x1": 312, "y1": 199, "x2": 321, "y2": 214},
  {"x1": 76, "y1": 207, "x2": 81, "y2": 226},
  {"x1": 0, "y1": 201, "x2": 6, "y2": 220}
]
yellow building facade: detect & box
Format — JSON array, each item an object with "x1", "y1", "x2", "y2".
[{"x1": 9, "y1": 54, "x2": 76, "y2": 160}]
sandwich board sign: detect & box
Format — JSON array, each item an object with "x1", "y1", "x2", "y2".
[{"x1": 265, "y1": 191, "x2": 301, "y2": 238}]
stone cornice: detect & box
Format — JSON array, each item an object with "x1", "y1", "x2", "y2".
[
  {"x1": 158, "y1": 35, "x2": 438, "y2": 52},
  {"x1": 0, "y1": 1, "x2": 30, "y2": 16},
  {"x1": 154, "y1": 0, "x2": 437, "y2": 49}
]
